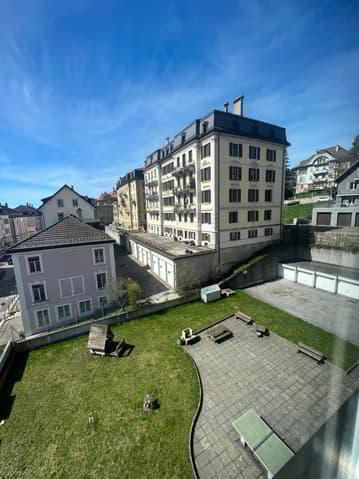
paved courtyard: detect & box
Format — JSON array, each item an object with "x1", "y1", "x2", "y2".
[
  {"x1": 245, "y1": 279, "x2": 359, "y2": 346},
  {"x1": 187, "y1": 316, "x2": 359, "y2": 479}
]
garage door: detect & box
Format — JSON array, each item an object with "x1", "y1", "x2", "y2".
[
  {"x1": 159, "y1": 259, "x2": 166, "y2": 282},
  {"x1": 166, "y1": 262, "x2": 174, "y2": 288},
  {"x1": 152, "y1": 255, "x2": 159, "y2": 275},
  {"x1": 281, "y1": 265, "x2": 297, "y2": 282},
  {"x1": 316, "y1": 212, "x2": 331, "y2": 226},
  {"x1": 297, "y1": 269, "x2": 314, "y2": 287},
  {"x1": 337, "y1": 278, "x2": 359, "y2": 300},
  {"x1": 315, "y1": 273, "x2": 336, "y2": 293},
  {"x1": 337, "y1": 213, "x2": 352, "y2": 227}
]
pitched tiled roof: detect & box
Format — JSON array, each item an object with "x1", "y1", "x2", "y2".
[
  {"x1": 293, "y1": 145, "x2": 352, "y2": 170},
  {"x1": 335, "y1": 159, "x2": 359, "y2": 183},
  {"x1": 10, "y1": 215, "x2": 114, "y2": 252},
  {"x1": 0, "y1": 205, "x2": 17, "y2": 216},
  {"x1": 14, "y1": 205, "x2": 42, "y2": 216}
]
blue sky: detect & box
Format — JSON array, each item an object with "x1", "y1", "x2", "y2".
[{"x1": 0, "y1": 0, "x2": 358, "y2": 206}]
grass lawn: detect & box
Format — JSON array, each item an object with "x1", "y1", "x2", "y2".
[
  {"x1": 282, "y1": 202, "x2": 315, "y2": 224},
  {"x1": 1, "y1": 292, "x2": 358, "y2": 478}
]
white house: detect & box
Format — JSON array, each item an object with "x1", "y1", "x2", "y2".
[{"x1": 39, "y1": 184, "x2": 96, "y2": 227}]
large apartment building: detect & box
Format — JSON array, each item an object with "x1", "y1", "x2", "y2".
[
  {"x1": 127, "y1": 97, "x2": 290, "y2": 287},
  {"x1": 114, "y1": 169, "x2": 146, "y2": 231}
]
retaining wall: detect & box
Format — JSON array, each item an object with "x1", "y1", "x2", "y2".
[{"x1": 0, "y1": 341, "x2": 15, "y2": 390}]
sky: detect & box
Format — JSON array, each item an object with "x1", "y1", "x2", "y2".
[{"x1": 0, "y1": 0, "x2": 358, "y2": 206}]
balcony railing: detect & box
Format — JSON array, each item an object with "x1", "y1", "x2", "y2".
[
  {"x1": 172, "y1": 163, "x2": 195, "y2": 176},
  {"x1": 174, "y1": 204, "x2": 196, "y2": 213},
  {"x1": 147, "y1": 193, "x2": 159, "y2": 201},
  {"x1": 146, "y1": 179, "x2": 159, "y2": 187},
  {"x1": 173, "y1": 181, "x2": 196, "y2": 195}
]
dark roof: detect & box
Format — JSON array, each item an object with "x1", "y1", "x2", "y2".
[
  {"x1": 14, "y1": 205, "x2": 42, "y2": 216},
  {"x1": 9, "y1": 215, "x2": 114, "y2": 253},
  {"x1": 39, "y1": 184, "x2": 96, "y2": 209},
  {"x1": 293, "y1": 145, "x2": 351, "y2": 170},
  {"x1": 0, "y1": 205, "x2": 17, "y2": 216},
  {"x1": 116, "y1": 168, "x2": 144, "y2": 189},
  {"x1": 335, "y1": 159, "x2": 359, "y2": 183}
]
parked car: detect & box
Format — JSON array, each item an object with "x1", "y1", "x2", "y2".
[
  {"x1": 315, "y1": 196, "x2": 332, "y2": 202},
  {"x1": 284, "y1": 199, "x2": 300, "y2": 206}
]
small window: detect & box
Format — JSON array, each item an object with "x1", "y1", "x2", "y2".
[
  {"x1": 248, "y1": 168, "x2": 260, "y2": 182},
  {"x1": 57, "y1": 199, "x2": 64, "y2": 207},
  {"x1": 201, "y1": 143, "x2": 211, "y2": 158},
  {"x1": 230, "y1": 231, "x2": 241, "y2": 241},
  {"x1": 266, "y1": 149, "x2": 276, "y2": 162},
  {"x1": 96, "y1": 272, "x2": 107, "y2": 290},
  {"x1": 201, "y1": 167, "x2": 211, "y2": 182},
  {"x1": 265, "y1": 227, "x2": 273, "y2": 236},
  {"x1": 201, "y1": 190, "x2": 211, "y2": 203},
  {"x1": 249, "y1": 146, "x2": 260, "y2": 160},
  {"x1": 202, "y1": 121, "x2": 208, "y2": 134},
  {"x1": 248, "y1": 189, "x2": 259, "y2": 202},
  {"x1": 79, "y1": 299, "x2": 92, "y2": 316},
  {"x1": 57, "y1": 304, "x2": 71, "y2": 321},
  {"x1": 229, "y1": 166, "x2": 241, "y2": 180},
  {"x1": 229, "y1": 211, "x2": 238, "y2": 223},
  {"x1": 188, "y1": 150, "x2": 193, "y2": 162},
  {"x1": 229, "y1": 143, "x2": 243, "y2": 157},
  {"x1": 202, "y1": 233, "x2": 210, "y2": 242},
  {"x1": 264, "y1": 210, "x2": 272, "y2": 220},
  {"x1": 248, "y1": 211, "x2": 259, "y2": 222},
  {"x1": 32, "y1": 284, "x2": 46, "y2": 303},
  {"x1": 265, "y1": 190, "x2": 273, "y2": 202},
  {"x1": 58, "y1": 212, "x2": 65, "y2": 221},
  {"x1": 201, "y1": 213, "x2": 211, "y2": 224},
  {"x1": 94, "y1": 248, "x2": 105, "y2": 264},
  {"x1": 265, "y1": 170, "x2": 276, "y2": 182},
  {"x1": 28, "y1": 256, "x2": 41, "y2": 273},
  {"x1": 72, "y1": 199, "x2": 78, "y2": 207},
  {"x1": 36, "y1": 309, "x2": 50, "y2": 327},
  {"x1": 229, "y1": 189, "x2": 241, "y2": 202},
  {"x1": 248, "y1": 229, "x2": 258, "y2": 238}
]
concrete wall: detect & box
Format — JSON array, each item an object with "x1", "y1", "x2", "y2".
[
  {"x1": 0, "y1": 340, "x2": 15, "y2": 390},
  {"x1": 219, "y1": 254, "x2": 277, "y2": 290},
  {"x1": 312, "y1": 206, "x2": 359, "y2": 227},
  {"x1": 12, "y1": 242, "x2": 117, "y2": 336}
]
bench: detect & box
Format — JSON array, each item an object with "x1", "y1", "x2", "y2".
[
  {"x1": 235, "y1": 311, "x2": 253, "y2": 325},
  {"x1": 232, "y1": 409, "x2": 294, "y2": 479},
  {"x1": 256, "y1": 324, "x2": 269, "y2": 337},
  {"x1": 297, "y1": 342, "x2": 325, "y2": 363},
  {"x1": 179, "y1": 328, "x2": 200, "y2": 346},
  {"x1": 208, "y1": 326, "x2": 233, "y2": 343}
]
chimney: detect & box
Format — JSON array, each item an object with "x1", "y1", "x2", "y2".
[
  {"x1": 336, "y1": 145, "x2": 340, "y2": 152},
  {"x1": 71, "y1": 185, "x2": 74, "y2": 190},
  {"x1": 224, "y1": 101, "x2": 229, "y2": 112},
  {"x1": 233, "y1": 96, "x2": 244, "y2": 116}
]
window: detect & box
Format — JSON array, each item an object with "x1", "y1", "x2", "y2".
[
  {"x1": 93, "y1": 248, "x2": 105, "y2": 264},
  {"x1": 249, "y1": 146, "x2": 260, "y2": 160},
  {"x1": 248, "y1": 189, "x2": 259, "y2": 202},
  {"x1": 79, "y1": 299, "x2": 92, "y2": 316},
  {"x1": 265, "y1": 190, "x2": 273, "y2": 202},
  {"x1": 181, "y1": 133, "x2": 186, "y2": 144},
  {"x1": 201, "y1": 167, "x2": 211, "y2": 182},
  {"x1": 202, "y1": 233, "x2": 210, "y2": 242},
  {"x1": 229, "y1": 211, "x2": 238, "y2": 223},
  {"x1": 248, "y1": 210, "x2": 259, "y2": 222},
  {"x1": 265, "y1": 227, "x2": 273, "y2": 236},
  {"x1": 229, "y1": 189, "x2": 241, "y2": 202},
  {"x1": 229, "y1": 143, "x2": 243, "y2": 157},
  {"x1": 59, "y1": 276, "x2": 84, "y2": 298},
  {"x1": 57, "y1": 304, "x2": 71, "y2": 321},
  {"x1": 202, "y1": 121, "x2": 208, "y2": 134},
  {"x1": 201, "y1": 213, "x2": 211, "y2": 224},
  {"x1": 98, "y1": 296, "x2": 108, "y2": 310},
  {"x1": 266, "y1": 149, "x2": 276, "y2": 162},
  {"x1": 229, "y1": 166, "x2": 241, "y2": 180},
  {"x1": 72, "y1": 199, "x2": 78, "y2": 207},
  {"x1": 57, "y1": 198, "x2": 64, "y2": 207},
  {"x1": 266, "y1": 170, "x2": 276, "y2": 182},
  {"x1": 201, "y1": 190, "x2": 211, "y2": 203},
  {"x1": 230, "y1": 231, "x2": 241, "y2": 241},
  {"x1": 28, "y1": 256, "x2": 42, "y2": 273},
  {"x1": 248, "y1": 168, "x2": 260, "y2": 182},
  {"x1": 248, "y1": 229, "x2": 258, "y2": 238},
  {"x1": 264, "y1": 210, "x2": 272, "y2": 220},
  {"x1": 188, "y1": 150, "x2": 193, "y2": 162},
  {"x1": 36, "y1": 309, "x2": 50, "y2": 327},
  {"x1": 32, "y1": 284, "x2": 46, "y2": 303},
  {"x1": 201, "y1": 143, "x2": 211, "y2": 158},
  {"x1": 182, "y1": 153, "x2": 186, "y2": 166},
  {"x1": 96, "y1": 272, "x2": 107, "y2": 290},
  {"x1": 58, "y1": 212, "x2": 65, "y2": 221}
]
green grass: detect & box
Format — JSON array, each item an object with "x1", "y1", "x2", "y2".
[
  {"x1": 282, "y1": 203, "x2": 315, "y2": 224},
  {"x1": 1, "y1": 292, "x2": 358, "y2": 478}
]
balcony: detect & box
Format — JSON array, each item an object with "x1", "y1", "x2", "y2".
[
  {"x1": 174, "y1": 204, "x2": 196, "y2": 214},
  {"x1": 146, "y1": 179, "x2": 159, "y2": 187},
  {"x1": 172, "y1": 163, "x2": 195, "y2": 176},
  {"x1": 147, "y1": 193, "x2": 159, "y2": 201},
  {"x1": 173, "y1": 181, "x2": 196, "y2": 196}
]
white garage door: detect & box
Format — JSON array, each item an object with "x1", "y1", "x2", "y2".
[
  {"x1": 316, "y1": 273, "x2": 336, "y2": 294},
  {"x1": 166, "y1": 262, "x2": 174, "y2": 288},
  {"x1": 337, "y1": 278, "x2": 359, "y2": 300},
  {"x1": 297, "y1": 269, "x2": 314, "y2": 287},
  {"x1": 282, "y1": 265, "x2": 297, "y2": 282},
  {"x1": 159, "y1": 259, "x2": 166, "y2": 282},
  {"x1": 152, "y1": 255, "x2": 159, "y2": 275}
]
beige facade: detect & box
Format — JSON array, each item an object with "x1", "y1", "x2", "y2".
[{"x1": 115, "y1": 169, "x2": 146, "y2": 231}]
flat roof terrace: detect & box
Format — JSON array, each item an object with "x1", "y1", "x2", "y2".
[{"x1": 128, "y1": 232, "x2": 215, "y2": 259}]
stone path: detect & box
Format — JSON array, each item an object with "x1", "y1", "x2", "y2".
[{"x1": 186, "y1": 316, "x2": 359, "y2": 479}]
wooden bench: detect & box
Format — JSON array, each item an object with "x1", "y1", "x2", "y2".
[
  {"x1": 256, "y1": 324, "x2": 269, "y2": 337},
  {"x1": 297, "y1": 342, "x2": 325, "y2": 363},
  {"x1": 235, "y1": 311, "x2": 253, "y2": 325},
  {"x1": 232, "y1": 409, "x2": 294, "y2": 479},
  {"x1": 208, "y1": 326, "x2": 233, "y2": 343}
]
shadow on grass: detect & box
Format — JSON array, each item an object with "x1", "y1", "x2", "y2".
[{"x1": 0, "y1": 351, "x2": 29, "y2": 421}]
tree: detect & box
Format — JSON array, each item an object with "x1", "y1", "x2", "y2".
[
  {"x1": 284, "y1": 148, "x2": 295, "y2": 199},
  {"x1": 176, "y1": 268, "x2": 200, "y2": 297},
  {"x1": 127, "y1": 279, "x2": 144, "y2": 307},
  {"x1": 106, "y1": 277, "x2": 128, "y2": 308},
  {"x1": 350, "y1": 134, "x2": 359, "y2": 162}
]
